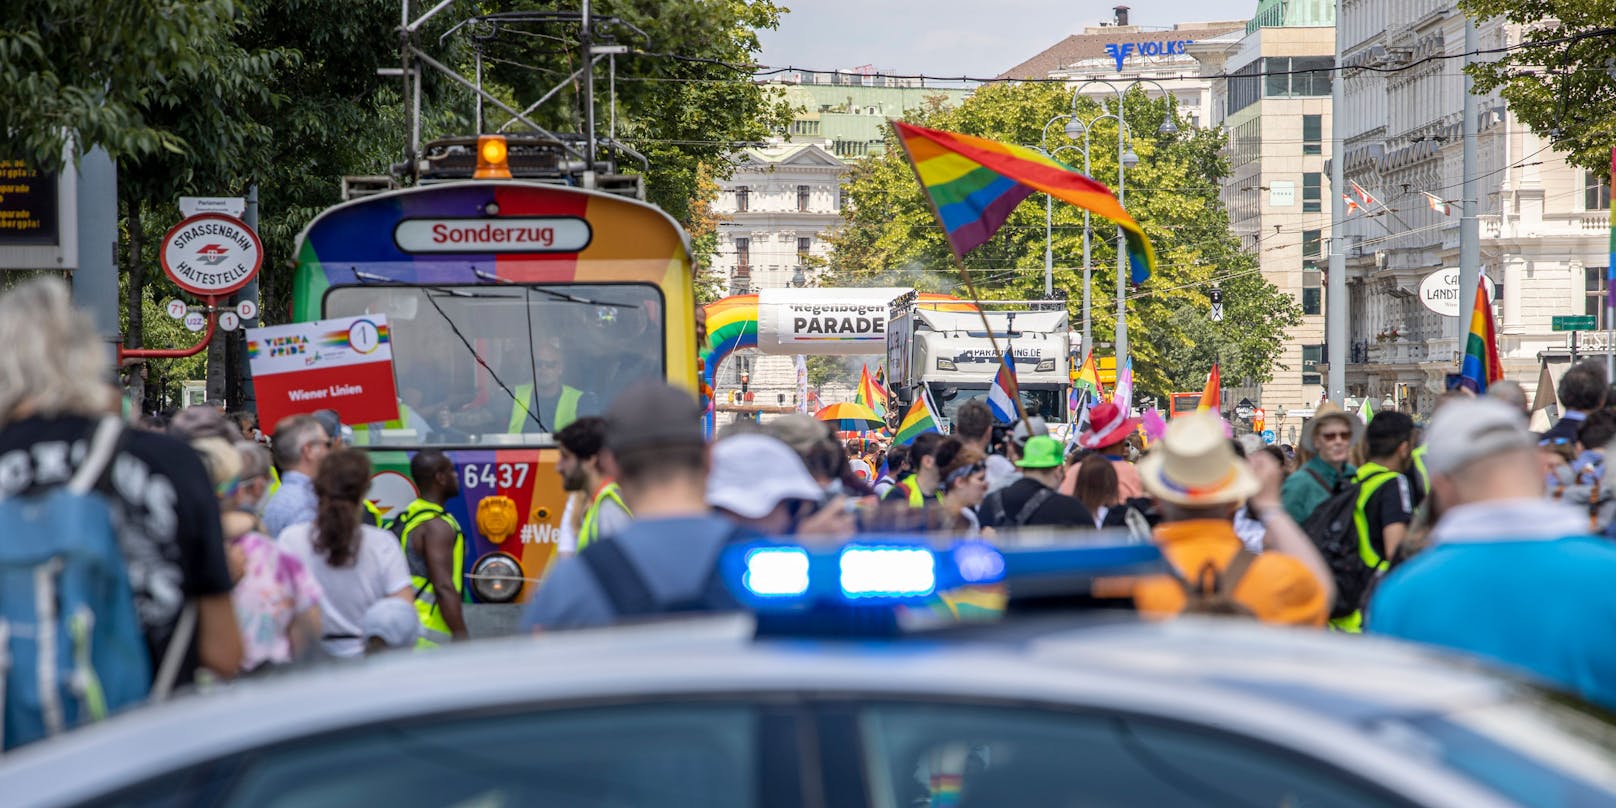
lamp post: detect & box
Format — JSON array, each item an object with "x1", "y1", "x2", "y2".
[
  {"x1": 1037, "y1": 120, "x2": 1094, "y2": 351},
  {"x1": 1062, "y1": 79, "x2": 1178, "y2": 364}
]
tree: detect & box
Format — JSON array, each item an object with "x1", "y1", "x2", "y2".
[
  {"x1": 825, "y1": 82, "x2": 1301, "y2": 397},
  {"x1": 1461, "y1": 0, "x2": 1616, "y2": 174}
]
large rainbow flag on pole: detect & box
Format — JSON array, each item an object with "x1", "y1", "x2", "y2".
[
  {"x1": 1458, "y1": 281, "x2": 1504, "y2": 394},
  {"x1": 891, "y1": 120, "x2": 1157, "y2": 284}
]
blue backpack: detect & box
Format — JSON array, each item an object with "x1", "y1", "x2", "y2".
[{"x1": 1, "y1": 418, "x2": 155, "y2": 750}]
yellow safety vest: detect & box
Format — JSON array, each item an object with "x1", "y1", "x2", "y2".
[
  {"x1": 267, "y1": 466, "x2": 281, "y2": 498},
  {"x1": 362, "y1": 499, "x2": 385, "y2": 528},
  {"x1": 1330, "y1": 463, "x2": 1400, "y2": 633},
  {"x1": 508, "y1": 384, "x2": 582, "y2": 433},
  {"x1": 396, "y1": 498, "x2": 465, "y2": 647},
  {"x1": 578, "y1": 481, "x2": 631, "y2": 551},
  {"x1": 897, "y1": 474, "x2": 944, "y2": 509},
  {"x1": 1411, "y1": 445, "x2": 1430, "y2": 497}
]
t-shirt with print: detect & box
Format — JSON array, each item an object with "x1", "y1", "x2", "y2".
[
  {"x1": 231, "y1": 531, "x2": 322, "y2": 671},
  {"x1": 0, "y1": 415, "x2": 232, "y2": 686},
  {"x1": 278, "y1": 522, "x2": 411, "y2": 658}
]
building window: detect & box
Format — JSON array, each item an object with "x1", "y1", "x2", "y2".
[
  {"x1": 797, "y1": 237, "x2": 812, "y2": 262},
  {"x1": 1303, "y1": 172, "x2": 1322, "y2": 213},
  {"x1": 1586, "y1": 171, "x2": 1610, "y2": 211},
  {"x1": 1227, "y1": 59, "x2": 1262, "y2": 115},
  {"x1": 1301, "y1": 228, "x2": 1322, "y2": 315},
  {"x1": 1264, "y1": 57, "x2": 1332, "y2": 97},
  {"x1": 734, "y1": 237, "x2": 750, "y2": 276},
  {"x1": 1586, "y1": 266, "x2": 1611, "y2": 327},
  {"x1": 838, "y1": 187, "x2": 849, "y2": 211},
  {"x1": 1302, "y1": 115, "x2": 1322, "y2": 155},
  {"x1": 734, "y1": 186, "x2": 749, "y2": 213},
  {"x1": 1302, "y1": 344, "x2": 1324, "y2": 386},
  {"x1": 797, "y1": 185, "x2": 811, "y2": 213}
]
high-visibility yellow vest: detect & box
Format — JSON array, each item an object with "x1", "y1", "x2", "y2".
[
  {"x1": 1330, "y1": 463, "x2": 1400, "y2": 633},
  {"x1": 897, "y1": 474, "x2": 944, "y2": 509},
  {"x1": 508, "y1": 384, "x2": 582, "y2": 433},
  {"x1": 396, "y1": 498, "x2": 465, "y2": 647},
  {"x1": 362, "y1": 499, "x2": 385, "y2": 527},
  {"x1": 1411, "y1": 445, "x2": 1430, "y2": 497},
  {"x1": 578, "y1": 481, "x2": 630, "y2": 551}
]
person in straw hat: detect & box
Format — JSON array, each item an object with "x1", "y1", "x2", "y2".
[
  {"x1": 1131, "y1": 411, "x2": 1334, "y2": 625},
  {"x1": 1280, "y1": 401, "x2": 1364, "y2": 524}
]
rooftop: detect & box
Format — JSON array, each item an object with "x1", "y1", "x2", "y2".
[{"x1": 998, "y1": 20, "x2": 1247, "y2": 80}]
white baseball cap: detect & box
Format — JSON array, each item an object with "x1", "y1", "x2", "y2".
[
  {"x1": 707, "y1": 434, "x2": 825, "y2": 519},
  {"x1": 1423, "y1": 397, "x2": 1535, "y2": 477},
  {"x1": 361, "y1": 599, "x2": 421, "y2": 649}
]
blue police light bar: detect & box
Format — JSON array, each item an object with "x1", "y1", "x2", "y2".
[
  {"x1": 726, "y1": 538, "x2": 1005, "y2": 611},
  {"x1": 742, "y1": 547, "x2": 810, "y2": 598}
]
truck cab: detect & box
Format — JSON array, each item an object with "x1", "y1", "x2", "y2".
[{"x1": 910, "y1": 307, "x2": 1070, "y2": 426}]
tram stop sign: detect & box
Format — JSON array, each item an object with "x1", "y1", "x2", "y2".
[{"x1": 159, "y1": 213, "x2": 262, "y2": 299}]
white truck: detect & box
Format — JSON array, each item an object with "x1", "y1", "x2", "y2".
[{"x1": 902, "y1": 304, "x2": 1071, "y2": 428}]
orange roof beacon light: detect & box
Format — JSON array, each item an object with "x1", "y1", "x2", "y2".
[{"x1": 474, "y1": 135, "x2": 511, "y2": 179}]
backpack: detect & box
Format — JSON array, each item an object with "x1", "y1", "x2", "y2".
[
  {"x1": 981, "y1": 487, "x2": 1055, "y2": 529},
  {"x1": 578, "y1": 527, "x2": 749, "y2": 619},
  {"x1": 1299, "y1": 469, "x2": 1394, "y2": 619},
  {"x1": 1163, "y1": 548, "x2": 1258, "y2": 617},
  {"x1": 0, "y1": 418, "x2": 158, "y2": 750}
]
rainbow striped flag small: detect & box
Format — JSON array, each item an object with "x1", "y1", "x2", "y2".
[
  {"x1": 1458, "y1": 281, "x2": 1503, "y2": 394},
  {"x1": 895, "y1": 395, "x2": 941, "y2": 445},
  {"x1": 855, "y1": 364, "x2": 888, "y2": 417}
]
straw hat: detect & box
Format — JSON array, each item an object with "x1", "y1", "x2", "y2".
[
  {"x1": 1138, "y1": 411, "x2": 1260, "y2": 506},
  {"x1": 1300, "y1": 401, "x2": 1364, "y2": 453}
]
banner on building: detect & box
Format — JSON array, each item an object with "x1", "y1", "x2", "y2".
[
  {"x1": 756, "y1": 287, "x2": 908, "y2": 355},
  {"x1": 248, "y1": 314, "x2": 401, "y2": 432}
]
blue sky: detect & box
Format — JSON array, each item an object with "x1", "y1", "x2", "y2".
[{"x1": 757, "y1": 0, "x2": 1259, "y2": 78}]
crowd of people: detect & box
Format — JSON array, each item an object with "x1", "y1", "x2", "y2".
[{"x1": 8, "y1": 269, "x2": 1616, "y2": 749}]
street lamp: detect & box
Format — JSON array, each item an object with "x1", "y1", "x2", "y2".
[{"x1": 790, "y1": 268, "x2": 807, "y2": 288}]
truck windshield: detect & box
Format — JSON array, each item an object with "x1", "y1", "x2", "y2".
[
  {"x1": 928, "y1": 383, "x2": 1063, "y2": 423},
  {"x1": 326, "y1": 283, "x2": 663, "y2": 446}
]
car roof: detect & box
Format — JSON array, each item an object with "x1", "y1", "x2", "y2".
[{"x1": 0, "y1": 615, "x2": 1522, "y2": 807}]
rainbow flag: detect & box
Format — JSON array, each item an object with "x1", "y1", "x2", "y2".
[
  {"x1": 894, "y1": 395, "x2": 941, "y2": 445},
  {"x1": 855, "y1": 364, "x2": 888, "y2": 417},
  {"x1": 1459, "y1": 281, "x2": 1504, "y2": 394},
  {"x1": 1112, "y1": 356, "x2": 1134, "y2": 413},
  {"x1": 891, "y1": 120, "x2": 1157, "y2": 284}
]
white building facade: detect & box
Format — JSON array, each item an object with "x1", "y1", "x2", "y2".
[
  {"x1": 711, "y1": 143, "x2": 850, "y2": 406},
  {"x1": 1190, "y1": 3, "x2": 1335, "y2": 434},
  {"x1": 1337, "y1": 1, "x2": 1608, "y2": 413}
]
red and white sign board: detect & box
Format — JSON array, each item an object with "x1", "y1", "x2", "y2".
[
  {"x1": 247, "y1": 314, "x2": 400, "y2": 433},
  {"x1": 160, "y1": 213, "x2": 262, "y2": 298}
]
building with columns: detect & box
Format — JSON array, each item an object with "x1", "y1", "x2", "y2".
[
  {"x1": 1336, "y1": 0, "x2": 1608, "y2": 415},
  {"x1": 1188, "y1": 0, "x2": 1335, "y2": 433}
]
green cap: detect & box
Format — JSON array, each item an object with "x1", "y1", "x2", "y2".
[{"x1": 1015, "y1": 435, "x2": 1065, "y2": 469}]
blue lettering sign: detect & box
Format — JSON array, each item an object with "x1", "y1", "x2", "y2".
[{"x1": 1106, "y1": 39, "x2": 1193, "y2": 71}]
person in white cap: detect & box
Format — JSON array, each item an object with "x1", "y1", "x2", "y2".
[
  {"x1": 708, "y1": 434, "x2": 853, "y2": 538},
  {"x1": 1131, "y1": 412, "x2": 1334, "y2": 625},
  {"x1": 1369, "y1": 398, "x2": 1616, "y2": 710}
]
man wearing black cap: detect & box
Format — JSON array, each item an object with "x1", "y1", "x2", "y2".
[{"x1": 522, "y1": 382, "x2": 749, "y2": 631}]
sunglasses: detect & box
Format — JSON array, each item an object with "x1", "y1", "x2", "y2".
[{"x1": 1317, "y1": 431, "x2": 1353, "y2": 442}]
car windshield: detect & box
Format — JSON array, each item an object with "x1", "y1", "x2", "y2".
[
  {"x1": 1394, "y1": 689, "x2": 1616, "y2": 804},
  {"x1": 928, "y1": 383, "x2": 1062, "y2": 423},
  {"x1": 326, "y1": 283, "x2": 663, "y2": 446}
]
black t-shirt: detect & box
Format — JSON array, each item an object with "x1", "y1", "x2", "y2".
[
  {"x1": 0, "y1": 415, "x2": 231, "y2": 685},
  {"x1": 1361, "y1": 472, "x2": 1413, "y2": 560},
  {"x1": 980, "y1": 478, "x2": 1095, "y2": 529}
]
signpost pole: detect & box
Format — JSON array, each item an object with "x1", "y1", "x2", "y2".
[
  {"x1": 1572, "y1": 330, "x2": 1580, "y2": 364},
  {"x1": 72, "y1": 149, "x2": 120, "y2": 348},
  {"x1": 240, "y1": 184, "x2": 260, "y2": 412}
]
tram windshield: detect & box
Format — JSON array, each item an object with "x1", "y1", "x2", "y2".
[{"x1": 326, "y1": 283, "x2": 664, "y2": 446}]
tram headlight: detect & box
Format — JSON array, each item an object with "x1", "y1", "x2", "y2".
[{"x1": 470, "y1": 552, "x2": 524, "y2": 603}]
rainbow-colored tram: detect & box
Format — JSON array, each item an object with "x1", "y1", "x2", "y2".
[{"x1": 290, "y1": 172, "x2": 697, "y2": 604}]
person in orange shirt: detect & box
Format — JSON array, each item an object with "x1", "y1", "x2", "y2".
[{"x1": 1131, "y1": 411, "x2": 1336, "y2": 626}]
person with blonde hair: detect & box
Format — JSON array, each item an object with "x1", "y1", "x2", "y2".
[{"x1": 0, "y1": 277, "x2": 242, "y2": 684}]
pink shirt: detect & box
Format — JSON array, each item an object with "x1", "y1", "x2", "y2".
[
  {"x1": 1060, "y1": 457, "x2": 1144, "y2": 502},
  {"x1": 231, "y1": 531, "x2": 322, "y2": 671}
]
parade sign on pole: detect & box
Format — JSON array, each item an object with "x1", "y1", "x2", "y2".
[
  {"x1": 247, "y1": 314, "x2": 400, "y2": 432},
  {"x1": 159, "y1": 213, "x2": 262, "y2": 298}
]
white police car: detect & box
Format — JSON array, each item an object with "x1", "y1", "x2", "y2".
[{"x1": 2, "y1": 538, "x2": 1614, "y2": 807}]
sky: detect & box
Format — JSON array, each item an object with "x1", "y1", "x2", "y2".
[{"x1": 757, "y1": 0, "x2": 1259, "y2": 79}]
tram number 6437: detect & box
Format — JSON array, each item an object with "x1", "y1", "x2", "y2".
[{"x1": 463, "y1": 463, "x2": 531, "y2": 491}]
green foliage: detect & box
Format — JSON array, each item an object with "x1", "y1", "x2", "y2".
[
  {"x1": 807, "y1": 355, "x2": 855, "y2": 388},
  {"x1": 824, "y1": 82, "x2": 1301, "y2": 397},
  {"x1": 1461, "y1": 0, "x2": 1616, "y2": 174}
]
